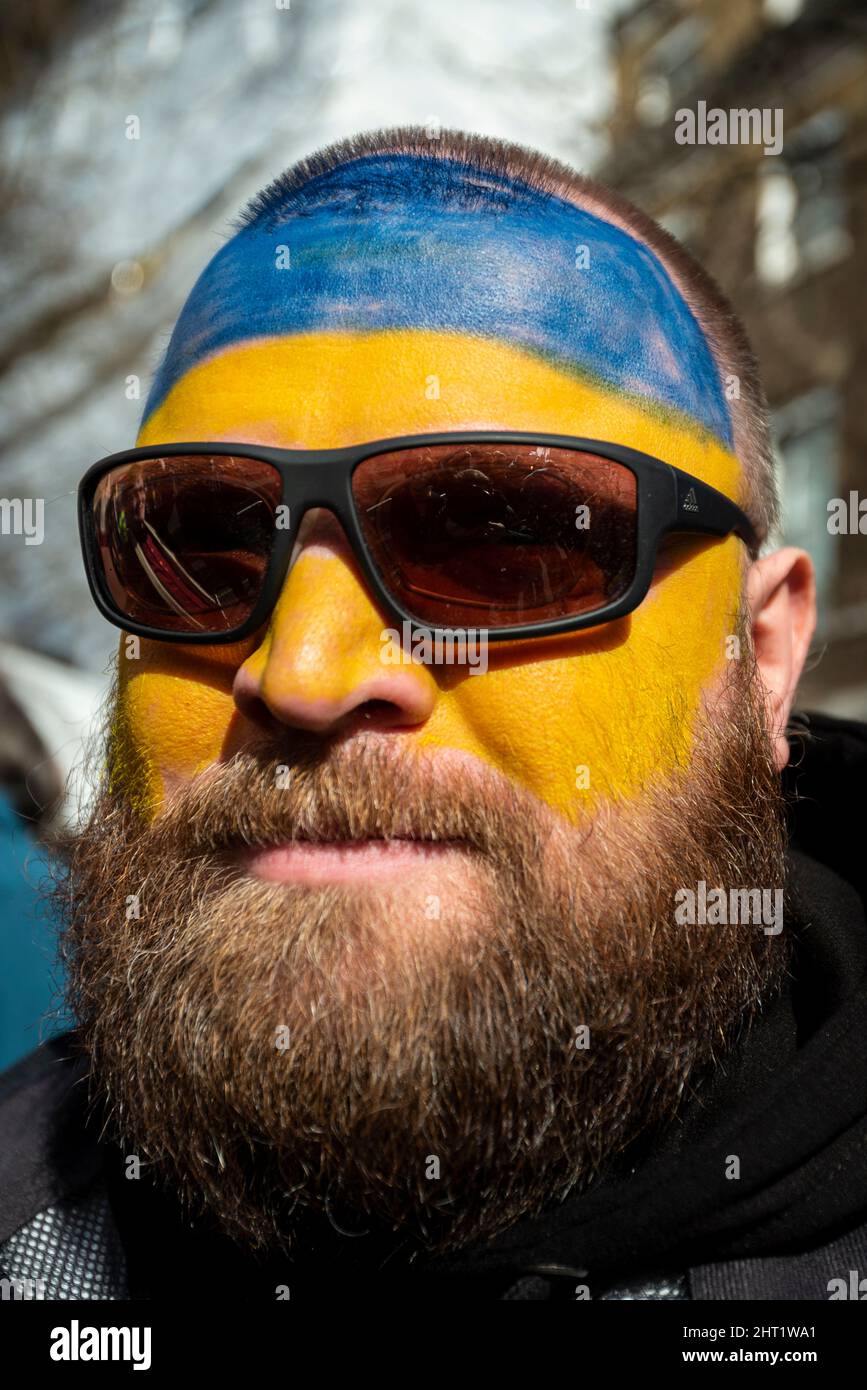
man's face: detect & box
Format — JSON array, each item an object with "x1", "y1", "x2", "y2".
[
  {"x1": 62, "y1": 155, "x2": 789, "y2": 1259},
  {"x1": 118, "y1": 157, "x2": 746, "y2": 824}
]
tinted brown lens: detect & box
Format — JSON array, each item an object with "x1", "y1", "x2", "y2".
[
  {"x1": 91, "y1": 454, "x2": 282, "y2": 635},
  {"x1": 352, "y1": 443, "x2": 638, "y2": 628}
]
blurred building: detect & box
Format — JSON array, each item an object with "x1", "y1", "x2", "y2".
[{"x1": 599, "y1": 0, "x2": 867, "y2": 715}]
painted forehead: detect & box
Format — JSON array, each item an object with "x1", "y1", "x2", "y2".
[{"x1": 142, "y1": 153, "x2": 732, "y2": 447}]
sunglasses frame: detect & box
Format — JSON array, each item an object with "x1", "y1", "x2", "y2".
[{"x1": 78, "y1": 430, "x2": 759, "y2": 645}]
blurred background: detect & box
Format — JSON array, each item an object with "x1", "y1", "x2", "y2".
[{"x1": 0, "y1": 0, "x2": 864, "y2": 1065}]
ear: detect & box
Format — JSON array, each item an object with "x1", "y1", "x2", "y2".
[{"x1": 746, "y1": 547, "x2": 817, "y2": 772}]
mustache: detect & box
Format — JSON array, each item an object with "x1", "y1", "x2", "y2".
[{"x1": 140, "y1": 732, "x2": 555, "y2": 864}]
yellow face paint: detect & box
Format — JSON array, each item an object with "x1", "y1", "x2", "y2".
[{"x1": 115, "y1": 329, "x2": 744, "y2": 822}]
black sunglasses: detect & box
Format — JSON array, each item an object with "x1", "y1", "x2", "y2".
[{"x1": 78, "y1": 431, "x2": 759, "y2": 645}]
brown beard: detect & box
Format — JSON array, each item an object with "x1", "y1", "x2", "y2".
[{"x1": 52, "y1": 639, "x2": 791, "y2": 1261}]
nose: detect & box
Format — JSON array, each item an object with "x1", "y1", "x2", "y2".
[{"x1": 232, "y1": 508, "x2": 438, "y2": 737}]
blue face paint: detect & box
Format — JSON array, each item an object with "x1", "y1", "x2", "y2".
[{"x1": 142, "y1": 153, "x2": 732, "y2": 447}]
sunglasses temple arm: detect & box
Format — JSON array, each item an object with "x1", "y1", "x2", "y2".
[{"x1": 668, "y1": 468, "x2": 761, "y2": 556}]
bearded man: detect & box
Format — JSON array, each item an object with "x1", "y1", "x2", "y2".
[{"x1": 2, "y1": 127, "x2": 865, "y2": 1303}]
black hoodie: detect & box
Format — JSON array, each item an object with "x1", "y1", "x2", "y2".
[{"x1": 2, "y1": 710, "x2": 866, "y2": 1301}]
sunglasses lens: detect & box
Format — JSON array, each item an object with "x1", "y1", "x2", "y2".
[
  {"x1": 352, "y1": 442, "x2": 638, "y2": 629},
  {"x1": 89, "y1": 454, "x2": 283, "y2": 636}
]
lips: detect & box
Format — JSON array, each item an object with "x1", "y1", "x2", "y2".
[{"x1": 233, "y1": 835, "x2": 475, "y2": 886}]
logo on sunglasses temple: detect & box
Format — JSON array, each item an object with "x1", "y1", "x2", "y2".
[
  {"x1": 682, "y1": 486, "x2": 699, "y2": 513},
  {"x1": 380, "y1": 622, "x2": 489, "y2": 676}
]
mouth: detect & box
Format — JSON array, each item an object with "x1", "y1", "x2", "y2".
[{"x1": 233, "y1": 835, "x2": 476, "y2": 886}]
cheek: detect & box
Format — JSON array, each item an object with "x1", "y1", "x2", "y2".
[
  {"x1": 111, "y1": 658, "x2": 237, "y2": 817},
  {"x1": 418, "y1": 541, "x2": 743, "y2": 821}
]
